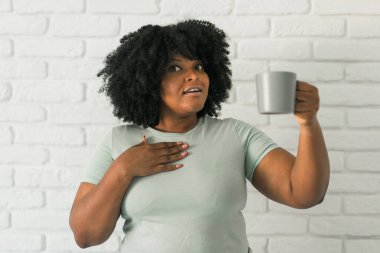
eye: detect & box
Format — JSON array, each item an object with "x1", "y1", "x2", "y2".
[
  {"x1": 168, "y1": 65, "x2": 181, "y2": 72},
  {"x1": 194, "y1": 63, "x2": 204, "y2": 71}
]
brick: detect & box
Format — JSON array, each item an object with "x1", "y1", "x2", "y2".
[
  {"x1": 267, "y1": 113, "x2": 300, "y2": 129},
  {"x1": 0, "y1": 212, "x2": 9, "y2": 228},
  {"x1": 121, "y1": 16, "x2": 177, "y2": 34},
  {"x1": 161, "y1": 0, "x2": 233, "y2": 15},
  {"x1": 48, "y1": 104, "x2": 118, "y2": 124},
  {"x1": 235, "y1": 82, "x2": 257, "y2": 105},
  {"x1": 12, "y1": 210, "x2": 69, "y2": 229},
  {"x1": 348, "y1": 17, "x2": 380, "y2": 38},
  {"x1": 231, "y1": 60, "x2": 268, "y2": 81},
  {"x1": 318, "y1": 108, "x2": 345, "y2": 128},
  {"x1": 46, "y1": 233, "x2": 120, "y2": 251},
  {"x1": 329, "y1": 151, "x2": 344, "y2": 172},
  {"x1": 0, "y1": 168, "x2": 13, "y2": 186},
  {"x1": 15, "y1": 39, "x2": 84, "y2": 57},
  {"x1": 346, "y1": 63, "x2": 380, "y2": 82},
  {"x1": 244, "y1": 213, "x2": 307, "y2": 235},
  {"x1": 0, "y1": 39, "x2": 12, "y2": 56},
  {"x1": 0, "y1": 234, "x2": 43, "y2": 251},
  {"x1": 265, "y1": 129, "x2": 299, "y2": 149},
  {"x1": 14, "y1": 125, "x2": 84, "y2": 146},
  {"x1": 310, "y1": 217, "x2": 380, "y2": 236},
  {"x1": 220, "y1": 104, "x2": 269, "y2": 126},
  {"x1": 268, "y1": 195, "x2": 342, "y2": 214},
  {"x1": 46, "y1": 190, "x2": 75, "y2": 209},
  {"x1": 344, "y1": 195, "x2": 380, "y2": 214},
  {"x1": 14, "y1": 0, "x2": 84, "y2": 13},
  {"x1": 235, "y1": 0, "x2": 309, "y2": 14},
  {"x1": 0, "y1": 82, "x2": 11, "y2": 101},
  {"x1": 86, "y1": 126, "x2": 113, "y2": 145},
  {"x1": 0, "y1": 190, "x2": 44, "y2": 208},
  {"x1": 270, "y1": 108, "x2": 344, "y2": 128},
  {"x1": 347, "y1": 109, "x2": 380, "y2": 128},
  {"x1": 347, "y1": 152, "x2": 380, "y2": 172},
  {"x1": 15, "y1": 168, "x2": 79, "y2": 188},
  {"x1": 313, "y1": 0, "x2": 380, "y2": 15},
  {"x1": 270, "y1": 61, "x2": 343, "y2": 82},
  {"x1": 239, "y1": 39, "x2": 311, "y2": 60},
  {"x1": 0, "y1": 0, "x2": 11, "y2": 12},
  {"x1": 328, "y1": 173, "x2": 380, "y2": 193},
  {"x1": 50, "y1": 15, "x2": 119, "y2": 37},
  {"x1": 244, "y1": 192, "x2": 267, "y2": 213},
  {"x1": 324, "y1": 130, "x2": 380, "y2": 150},
  {"x1": 49, "y1": 60, "x2": 103, "y2": 80},
  {"x1": 12, "y1": 81, "x2": 84, "y2": 103},
  {"x1": 0, "y1": 60, "x2": 46, "y2": 79},
  {"x1": 49, "y1": 146, "x2": 93, "y2": 167},
  {"x1": 0, "y1": 104, "x2": 46, "y2": 122},
  {"x1": 0, "y1": 16, "x2": 47, "y2": 35},
  {"x1": 0, "y1": 146, "x2": 47, "y2": 165},
  {"x1": 269, "y1": 237, "x2": 342, "y2": 253},
  {"x1": 86, "y1": 38, "x2": 120, "y2": 58},
  {"x1": 0, "y1": 125, "x2": 12, "y2": 144},
  {"x1": 247, "y1": 238, "x2": 266, "y2": 253},
  {"x1": 272, "y1": 17, "x2": 344, "y2": 37},
  {"x1": 319, "y1": 85, "x2": 380, "y2": 106},
  {"x1": 204, "y1": 16, "x2": 269, "y2": 37},
  {"x1": 346, "y1": 239, "x2": 380, "y2": 253},
  {"x1": 315, "y1": 41, "x2": 380, "y2": 61},
  {"x1": 89, "y1": 0, "x2": 157, "y2": 13}
]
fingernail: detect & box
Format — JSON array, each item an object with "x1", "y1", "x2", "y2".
[
  {"x1": 180, "y1": 151, "x2": 188, "y2": 156},
  {"x1": 176, "y1": 164, "x2": 183, "y2": 168},
  {"x1": 181, "y1": 143, "x2": 189, "y2": 149},
  {"x1": 177, "y1": 141, "x2": 183, "y2": 145}
]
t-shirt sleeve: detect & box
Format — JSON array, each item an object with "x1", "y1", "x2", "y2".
[
  {"x1": 81, "y1": 129, "x2": 114, "y2": 185},
  {"x1": 232, "y1": 118, "x2": 279, "y2": 182}
]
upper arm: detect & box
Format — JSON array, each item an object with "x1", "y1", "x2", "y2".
[{"x1": 251, "y1": 147, "x2": 303, "y2": 208}]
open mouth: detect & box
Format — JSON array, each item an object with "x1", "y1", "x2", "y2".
[{"x1": 183, "y1": 87, "x2": 202, "y2": 95}]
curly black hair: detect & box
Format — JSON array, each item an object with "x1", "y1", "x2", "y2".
[{"x1": 97, "y1": 19, "x2": 232, "y2": 128}]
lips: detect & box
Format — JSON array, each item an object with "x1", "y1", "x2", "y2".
[{"x1": 183, "y1": 86, "x2": 203, "y2": 95}]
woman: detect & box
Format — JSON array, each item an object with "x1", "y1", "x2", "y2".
[{"x1": 69, "y1": 19, "x2": 329, "y2": 253}]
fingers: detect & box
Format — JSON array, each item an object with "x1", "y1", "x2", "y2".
[
  {"x1": 296, "y1": 81, "x2": 318, "y2": 92},
  {"x1": 150, "y1": 141, "x2": 183, "y2": 149},
  {"x1": 156, "y1": 150, "x2": 189, "y2": 164},
  {"x1": 156, "y1": 163, "x2": 184, "y2": 172}
]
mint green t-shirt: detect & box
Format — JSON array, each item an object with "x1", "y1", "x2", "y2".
[{"x1": 82, "y1": 116, "x2": 278, "y2": 253}]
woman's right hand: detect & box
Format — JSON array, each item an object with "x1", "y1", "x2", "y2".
[{"x1": 115, "y1": 137, "x2": 190, "y2": 178}]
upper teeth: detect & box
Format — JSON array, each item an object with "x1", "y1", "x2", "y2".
[{"x1": 185, "y1": 88, "x2": 200, "y2": 93}]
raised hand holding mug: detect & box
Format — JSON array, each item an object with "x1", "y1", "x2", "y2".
[{"x1": 256, "y1": 71, "x2": 320, "y2": 126}]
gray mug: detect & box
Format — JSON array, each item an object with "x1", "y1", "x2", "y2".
[{"x1": 255, "y1": 71, "x2": 297, "y2": 114}]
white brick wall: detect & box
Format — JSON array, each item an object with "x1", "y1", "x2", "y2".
[{"x1": 1, "y1": 0, "x2": 379, "y2": 252}]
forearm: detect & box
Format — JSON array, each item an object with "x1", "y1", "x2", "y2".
[
  {"x1": 291, "y1": 119, "x2": 330, "y2": 207},
  {"x1": 70, "y1": 160, "x2": 134, "y2": 247}
]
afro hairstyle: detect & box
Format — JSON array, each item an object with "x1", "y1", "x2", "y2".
[{"x1": 97, "y1": 19, "x2": 232, "y2": 128}]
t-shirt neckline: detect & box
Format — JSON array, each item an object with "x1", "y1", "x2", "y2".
[{"x1": 147, "y1": 116, "x2": 205, "y2": 137}]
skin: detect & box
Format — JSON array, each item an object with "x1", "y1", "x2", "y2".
[{"x1": 69, "y1": 54, "x2": 329, "y2": 248}]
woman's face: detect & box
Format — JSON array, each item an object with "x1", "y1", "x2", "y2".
[{"x1": 159, "y1": 54, "x2": 210, "y2": 118}]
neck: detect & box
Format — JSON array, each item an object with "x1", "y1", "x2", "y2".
[{"x1": 153, "y1": 115, "x2": 200, "y2": 133}]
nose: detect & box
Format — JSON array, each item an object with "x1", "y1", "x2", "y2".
[{"x1": 185, "y1": 69, "x2": 198, "y2": 82}]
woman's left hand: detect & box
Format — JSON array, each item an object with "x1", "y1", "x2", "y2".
[{"x1": 294, "y1": 81, "x2": 320, "y2": 126}]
